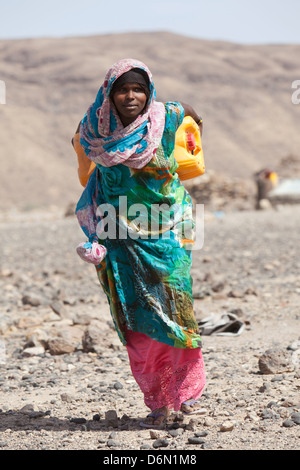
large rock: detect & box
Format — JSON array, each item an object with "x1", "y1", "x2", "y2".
[
  {"x1": 48, "y1": 326, "x2": 84, "y2": 355},
  {"x1": 82, "y1": 324, "x2": 104, "y2": 353},
  {"x1": 258, "y1": 348, "x2": 294, "y2": 374}
]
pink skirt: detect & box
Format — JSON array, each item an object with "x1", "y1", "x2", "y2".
[{"x1": 125, "y1": 329, "x2": 206, "y2": 411}]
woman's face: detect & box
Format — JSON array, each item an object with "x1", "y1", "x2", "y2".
[{"x1": 112, "y1": 83, "x2": 148, "y2": 126}]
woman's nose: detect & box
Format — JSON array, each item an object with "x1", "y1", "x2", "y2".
[{"x1": 126, "y1": 89, "x2": 135, "y2": 99}]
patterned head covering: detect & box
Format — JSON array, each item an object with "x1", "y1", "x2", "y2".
[
  {"x1": 79, "y1": 58, "x2": 165, "y2": 169},
  {"x1": 111, "y1": 68, "x2": 150, "y2": 97}
]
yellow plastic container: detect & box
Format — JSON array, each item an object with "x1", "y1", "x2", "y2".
[
  {"x1": 73, "y1": 133, "x2": 96, "y2": 187},
  {"x1": 174, "y1": 116, "x2": 205, "y2": 181}
]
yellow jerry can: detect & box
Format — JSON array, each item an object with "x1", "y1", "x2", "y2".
[
  {"x1": 174, "y1": 116, "x2": 205, "y2": 181},
  {"x1": 72, "y1": 133, "x2": 96, "y2": 187}
]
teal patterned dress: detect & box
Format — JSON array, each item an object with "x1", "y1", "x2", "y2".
[{"x1": 76, "y1": 102, "x2": 202, "y2": 349}]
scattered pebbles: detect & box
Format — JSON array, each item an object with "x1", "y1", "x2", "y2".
[{"x1": 0, "y1": 207, "x2": 299, "y2": 450}]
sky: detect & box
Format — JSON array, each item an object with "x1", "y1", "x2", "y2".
[{"x1": 0, "y1": 0, "x2": 299, "y2": 44}]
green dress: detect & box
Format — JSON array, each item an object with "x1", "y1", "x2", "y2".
[{"x1": 76, "y1": 102, "x2": 202, "y2": 349}]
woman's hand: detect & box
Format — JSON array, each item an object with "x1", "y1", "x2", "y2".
[
  {"x1": 180, "y1": 102, "x2": 203, "y2": 136},
  {"x1": 72, "y1": 121, "x2": 81, "y2": 146}
]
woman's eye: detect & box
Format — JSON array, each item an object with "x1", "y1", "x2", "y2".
[{"x1": 116, "y1": 86, "x2": 144, "y2": 94}]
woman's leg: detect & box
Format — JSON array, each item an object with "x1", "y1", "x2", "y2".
[{"x1": 125, "y1": 328, "x2": 206, "y2": 416}]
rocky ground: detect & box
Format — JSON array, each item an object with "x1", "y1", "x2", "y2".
[{"x1": 0, "y1": 203, "x2": 299, "y2": 452}]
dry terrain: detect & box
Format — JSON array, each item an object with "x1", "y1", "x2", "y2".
[
  {"x1": 0, "y1": 32, "x2": 300, "y2": 211},
  {"x1": 0, "y1": 32, "x2": 299, "y2": 455},
  {"x1": 0, "y1": 203, "x2": 299, "y2": 452}
]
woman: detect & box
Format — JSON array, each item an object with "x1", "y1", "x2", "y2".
[{"x1": 74, "y1": 58, "x2": 206, "y2": 428}]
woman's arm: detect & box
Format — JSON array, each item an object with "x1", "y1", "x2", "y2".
[
  {"x1": 71, "y1": 121, "x2": 81, "y2": 146},
  {"x1": 180, "y1": 102, "x2": 203, "y2": 135}
]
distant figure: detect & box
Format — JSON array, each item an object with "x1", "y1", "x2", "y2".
[{"x1": 254, "y1": 168, "x2": 278, "y2": 209}]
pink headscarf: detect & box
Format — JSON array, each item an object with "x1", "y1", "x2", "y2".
[{"x1": 79, "y1": 58, "x2": 165, "y2": 169}]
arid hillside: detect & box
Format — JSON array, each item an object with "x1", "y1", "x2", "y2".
[{"x1": 0, "y1": 31, "x2": 299, "y2": 210}]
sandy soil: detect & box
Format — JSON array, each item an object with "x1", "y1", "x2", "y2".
[{"x1": 0, "y1": 204, "x2": 299, "y2": 452}]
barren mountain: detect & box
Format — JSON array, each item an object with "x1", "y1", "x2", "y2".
[{"x1": 0, "y1": 31, "x2": 299, "y2": 211}]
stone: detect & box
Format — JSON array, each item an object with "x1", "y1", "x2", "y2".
[
  {"x1": 22, "y1": 346, "x2": 45, "y2": 357},
  {"x1": 121, "y1": 414, "x2": 130, "y2": 422},
  {"x1": 105, "y1": 410, "x2": 119, "y2": 428},
  {"x1": 211, "y1": 282, "x2": 225, "y2": 293},
  {"x1": 107, "y1": 439, "x2": 119, "y2": 448},
  {"x1": 168, "y1": 429, "x2": 182, "y2": 438},
  {"x1": 227, "y1": 289, "x2": 244, "y2": 298},
  {"x1": 244, "y1": 288, "x2": 258, "y2": 296},
  {"x1": 282, "y1": 419, "x2": 295, "y2": 428},
  {"x1": 82, "y1": 325, "x2": 104, "y2": 353},
  {"x1": 152, "y1": 438, "x2": 169, "y2": 448},
  {"x1": 245, "y1": 411, "x2": 260, "y2": 422},
  {"x1": 185, "y1": 419, "x2": 196, "y2": 431},
  {"x1": 113, "y1": 381, "x2": 123, "y2": 390},
  {"x1": 60, "y1": 393, "x2": 73, "y2": 403},
  {"x1": 0, "y1": 269, "x2": 13, "y2": 277},
  {"x1": 261, "y1": 409, "x2": 274, "y2": 420},
  {"x1": 25, "y1": 328, "x2": 49, "y2": 348},
  {"x1": 258, "y1": 198, "x2": 272, "y2": 210},
  {"x1": 281, "y1": 398, "x2": 300, "y2": 408},
  {"x1": 278, "y1": 408, "x2": 289, "y2": 419},
  {"x1": 287, "y1": 339, "x2": 300, "y2": 351},
  {"x1": 258, "y1": 382, "x2": 271, "y2": 393},
  {"x1": 194, "y1": 431, "x2": 208, "y2": 437},
  {"x1": 258, "y1": 348, "x2": 294, "y2": 374},
  {"x1": 48, "y1": 337, "x2": 76, "y2": 355},
  {"x1": 50, "y1": 301, "x2": 68, "y2": 318},
  {"x1": 291, "y1": 350, "x2": 300, "y2": 368},
  {"x1": 204, "y1": 417, "x2": 214, "y2": 427},
  {"x1": 48, "y1": 326, "x2": 83, "y2": 355},
  {"x1": 149, "y1": 430, "x2": 161, "y2": 440},
  {"x1": 21, "y1": 292, "x2": 44, "y2": 307},
  {"x1": 291, "y1": 412, "x2": 300, "y2": 425},
  {"x1": 188, "y1": 437, "x2": 205, "y2": 445},
  {"x1": 220, "y1": 420, "x2": 235, "y2": 432},
  {"x1": 19, "y1": 404, "x2": 35, "y2": 414}
]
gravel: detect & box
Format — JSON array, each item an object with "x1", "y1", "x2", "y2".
[{"x1": 0, "y1": 205, "x2": 299, "y2": 450}]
